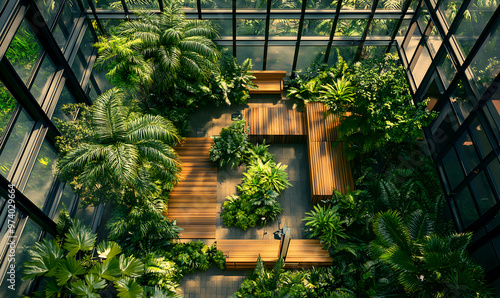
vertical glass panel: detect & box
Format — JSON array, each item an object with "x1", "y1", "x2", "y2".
[
  {"x1": 437, "y1": 51, "x2": 457, "y2": 87},
  {"x1": 471, "y1": 242, "x2": 499, "y2": 272},
  {"x1": 88, "y1": 79, "x2": 99, "y2": 102},
  {"x1": 417, "y1": 7, "x2": 430, "y2": 31},
  {"x1": 469, "y1": 117, "x2": 492, "y2": 158},
  {"x1": 52, "y1": 85, "x2": 77, "y2": 127},
  {"x1": 395, "y1": 19, "x2": 410, "y2": 45},
  {"x1": 75, "y1": 203, "x2": 95, "y2": 227},
  {"x1": 327, "y1": 46, "x2": 358, "y2": 65},
  {"x1": 430, "y1": 103, "x2": 460, "y2": 153},
  {"x1": 411, "y1": 45, "x2": 432, "y2": 86},
  {"x1": 95, "y1": 0, "x2": 121, "y2": 9},
  {"x1": 442, "y1": 148, "x2": 465, "y2": 190},
  {"x1": 236, "y1": 46, "x2": 264, "y2": 70},
  {"x1": 36, "y1": 0, "x2": 58, "y2": 27},
  {"x1": 0, "y1": 82, "x2": 18, "y2": 137},
  {"x1": 29, "y1": 54, "x2": 56, "y2": 103},
  {"x1": 455, "y1": 130, "x2": 480, "y2": 174},
  {"x1": 361, "y1": 46, "x2": 387, "y2": 59},
  {"x1": 81, "y1": 26, "x2": 95, "y2": 60},
  {"x1": 438, "y1": 0, "x2": 464, "y2": 27},
  {"x1": 342, "y1": 0, "x2": 372, "y2": 10},
  {"x1": 427, "y1": 22, "x2": 442, "y2": 57},
  {"x1": 302, "y1": 19, "x2": 332, "y2": 36},
  {"x1": 269, "y1": 19, "x2": 300, "y2": 37},
  {"x1": 23, "y1": 141, "x2": 58, "y2": 209},
  {"x1": 0, "y1": 219, "x2": 42, "y2": 297},
  {"x1": 236, "y1": 19, "x2": 266, "y2": 36},
  {"x1": 450, "y1": 79, "x2": 476, "y2": 122},
  {"x1": 368, "y1": 19, "x2": 398, "y2": 36},
  {"x1": 71, "y1": 50, "x2": 87, "y2": 83},
  {"x1": 237, "y1": 0, "x2": 266, "y2": 9},
  {"x1": 307, "y1": 0, "x2": 338, "y2": 9},
  {"x1": 93, "y1": 68, "x2": 113, "y2": 94},
  {"x1": 296, "y1": 46, "x2": 326, "y2": 72},
  {"x1": 271, "y1": 0, "x2": 302, "y2": 9},
  {"x1": 454, "y1": 0, "x2": 496, "y2": 59},
  {"x1": 455, "y1": 187, "x2": 479, "y2": 227},
  {"x1": 471, "y1": 171, "x2": 497, "y2": 214},
  {"x1": 403, "y1": 24, "x2": 421, "y2": 62},
  {"x1": 125, "y1": 0, "x2": 159, "y2": 9},
  {"x1": 377, "y1": 0, "x2": 404, "y2": 10},
  {"x1": 335, "y1": 19, "x2": 368, "y2": 37},
  {"x1": 469, "y1": 21, "x2": 500, "y2": 96},
  {"x1": 487, "y1": 158, "x2": 500, "y2": 197},
  {"x1": 0, "y1": 110, "x2": 35, "y2": 178},
  {"x1": 201, "y1": 0, "x2": 231, "y2": 9},
  {"x1": 267, "y1": 45, "x2": 295, "y2": 75},
  {"x1": 6, "y1": 21, "x2": 42, "y2": 84},
  {"x1": 52, "y1": 22, "x2": 70, "y2": 52},
  {"x1": 213, "y1": 19, "x2": 232, "y2": 36},
  {"x1": 422, "y1": 77, "x2": 443, "y2": 111},
  {"x1": 53, "y1": 184, "x2": 76, "y2": 220},
  {"x1": 59, "y1": 0, "x2": 81, "y2": 38}
]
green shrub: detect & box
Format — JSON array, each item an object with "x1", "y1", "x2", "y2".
[
  {"x1": 303, "y1": 205, "x2": 347, "y2": 249},
  {"x1": 209, "y1": 120, "x2": 249, "y2": 169},
  {"x1": 242, "y1": 160, "x2": 291, "y2": 193}
]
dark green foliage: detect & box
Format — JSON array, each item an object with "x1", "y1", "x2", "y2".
[
  {"x1": 23, "y1": 210, "x2": 145, "y2": 298},
  {"x1": 209, "y1": 120, "x2": 249, "y2": 169},
  {"x1": 303, "y1": 205, "x2": 347, "y2": 249}
]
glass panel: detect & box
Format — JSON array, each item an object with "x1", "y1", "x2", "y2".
[
  {"x1": 327, "y1": 46, "x2": 358, "y2": 65},
  {"x1": 438, "y1": 0, "x2": 464, "y2": 27},
  {"x1": 412, "y1": 45, "x2": 432, "y2": 86},
  {"x1": 450, "y1": 79, "x2": 476, "y2": 122},
  {"x1": 178, "y1": 0, "x2": 197, "y2": 10},
  {"x1": 95, "y1": 0, "x2": 121, "y2": 9},
  {"x1": 469, "y1": 117, "x2": 492, "y2": 158},
  {"x1": 454, "y1": 0, "x2": 496, "y2": 59},
  {"x1": 469, "y1": 20, "x2": 500, "y2": 96},
  {"x1": 6, "y1": 21, "x2": 42, "y2": 84},
  {"x1": 455, "y1": 130, "x2": 480, "y2": 174},
  {"x1": 75, "y1": 203, "x2": 95, "y2": 227},
  {"x1": 484, "y1": 97, "x2": 500, "y2": 142},
  {"x1": 201, "y1": 0, "x2": 231, "y2": 9},
  {"x1": 92, "y1": 68, "x2": 113, "y2": 94},
  {"x1": 377, "y1": 0, "x2": 404, "y2": 10},
  {"x1": 471, "y1": 171, "x2": 497, "y2": 214},
  {"x1": 36, "y1": 0, "x2": 59, "y2": 27},
  {"x1": 335, "y1": 19, "x2": 368, "y2": 37},
  {"x1": 236, "y1": 19, "x2": 266, "y2": 36},
  {"x1": 71, "y1": 50, "x2": 87, "y2": 83},
  {"x1": 455, "y1": 187, "x2": 479, "y2": 227},
  {"x1": 29, "y1": 54, "x2": 56, "y2": 103},
  {"x1": 302, "y1": 19, "x2": 333, "y2": 36},
  {"x1": 442, "y1": 148, "x2": 465, "y2": 190},
  {"x1": 471, "y1": 242, "x2": 499, "y2": 272},
  {"x1": 395, "y1": 19, "x2": 410, "y2": 45},
  {"x1": 307, "y1": 0, "x2": 338, "y2": 9},
  {"x1": 267, "y1": 45, "x2": 295, "y2": 75},
  {"x1": 342, "y1": 0, "x2": 372, "y2": 10},
  {"x1": 53, "y1": 184, "x2": 76, "y2": 220},
  {"x1": 271, "y1": 0, "x2": 302, "y2": 9},
  {"x1": 422, "y1": 77, "x2": 443, "y2": 111},
  {"x1": 296, "y1": 46, "x2": 326, "y2": 72},
  {"x1": 430, "y1": 103, "x2": 460, "y2": 153},
  {"x1": 213, "y1": 19, "x2": 232, "y2": 36},
  {"x1": 0, "y1": 82, "x2": 18, "y2": 138},
  {"x1": 0, "y1": 110, "x2": 35, "y2": 178},
  {"x1": 0, "y1": 219, "x2": 42, "y2": 297},
  {"x1": 100, "y1": 20, "x2": 124, "y2": 36},
  {"x1": 23, "y1": 141, "x2": 58, "y2": 209},
  {"x1": 427, "y1": 22, "x2": 442, "y2": 57},
  {"x1": 237, "y1": 0, "x2": 266, "y2": 9},
  {"x1": 236, "y1": 46, "x2": 264, "y2": 70},
  {"x1": 59, "y1": 0, "x2": 81, "y2": 35},
  {"x1": 487, "y1": 158, "x2": 500, "y2": 197},
  {"x1": 361, "y1": 46, "x2": 387, "y2": 59},
  {"x1": 269, "y1": 19, "x2": 300, "y2": 37},
  {"x1": 368, "y1": 19, "x2": 398, "y2": 36},
  {"x1": 404, "y1": 25, "x2": 421, "y2": 62},
  {"x1": 125, "y1": 0, "x2": 159, "y2": 9},
  {"x1": 437, "y1": 51, "x2": 457, "y2": 87},
  {"x1": 52, "y1": 85, "x2": 77, "y2": 127},
  {"x1": 52, "y1": 21, "x2": 71, "y2": 51},
  {"x1": 81, "y1": 26, "x2": 95, "y2": 60}
]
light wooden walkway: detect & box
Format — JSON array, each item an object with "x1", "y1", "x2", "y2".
[
  {"x1": 243, "y1": 103, "x2": 306, "y2": 143},
  {"x1": 284, "y1": 239, "x2": 333, "y2": 268},
  {"x1": 167, "y1": 138, "x2": 217, "y2": 240}
]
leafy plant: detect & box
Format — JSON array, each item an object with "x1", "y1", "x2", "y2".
[
  {"x1": 209, "y1": 120, "x2": 249, "y2": 169},
  {"x1": 242, "y1": 160, "x2": 291, "y2": 193},
  {"x1": 303, "y1": 205, "x2": 348, "y2": 249}
]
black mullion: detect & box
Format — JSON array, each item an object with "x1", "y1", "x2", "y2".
[
  {"x1": 401, "y1": 0, "x2": 423, "y2": 50},
  {"x1": 444, "y1": 0, "x2": 473, "y2": 36},
  {"x1": 385, "y1": 0, "x2": 415, "y2": 53},
  {"x1": 121, "y1": 0, "x2": 130, "y2": 16},
  {"x1": 85, "y1": 0, "x2": 105, "y2": 35},
  {"x1": 291, "y1": 0, "x2": 308, "y2": 77},
  {"x1": 0, "y1": 105, "x2": 22, "y2": 151},
  {"x1": 262, "y1": 0, "x2": 272, "y2": 70},
  {"x1": 197, "y1": 0, "x2": 202, "y2": 19},
  {"x1": 159, "y1": 0, "x2": 164, "y2": 12},
  {"x1": 354, "y1": 0, "x2": 380, "y2": 61},
  {"x1": 232, "y1": 0, "x2": 236, "y2": 57},
  {"x1": 324, "y1": 0, "x2": 343, "y2": 64},
  {"x1": 0, "y1": 2, "x2": 27, "y2": 59}
]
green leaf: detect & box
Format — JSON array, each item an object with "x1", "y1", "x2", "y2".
[
  {"x1": 23, "y1": 239, "x2": 63, "y2": 280},
  {"x1": 44, "y1": 278, "x2": 64, "y2": 298},
  {"x1": 88, "y1": 259, "x2": 122, "y2": 281},
  {"x1": 63, "y1": 220, "x2": 96, "y2": 258},
  {"x1": 119, "y1": 254, "x2": 144, "y2": 277},
  {"x1": 96, "y1": 241, "x2": 122, "y2": 260},
  {"x1": 55, "y1": 257, "x2": 86, "y2": 286},
  {"x1": 115, "y1": 277, "x2": 144, "y2": 298}
]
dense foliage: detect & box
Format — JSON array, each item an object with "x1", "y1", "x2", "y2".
[
  {"x1": 209, "y1": 120, "x2": 249, "y2": 169},
  {"x1": 221, "y1": 141, "x2": 291, "y2": 230}
]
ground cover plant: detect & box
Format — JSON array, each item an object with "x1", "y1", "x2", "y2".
[{"x1": 209, "y1": 119, "x2": 249, "y2": 169}]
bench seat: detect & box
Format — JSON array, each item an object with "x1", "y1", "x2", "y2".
[{"x1": 250, "y1": 71, "x2": 286, "y2": 95}]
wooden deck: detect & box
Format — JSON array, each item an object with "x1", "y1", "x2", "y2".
[
  {"x1": 243, "y1": 103, "x2": 307, "y2": 143},
  {"x1": 284, "y1": 239, "x2": 333, "y2": 268},
  {"x1": 166, "y1": 138, "x2": 217, "y2": 240},
  {"x1": 306, "y1": 102, "x2": 354, "y2": 203},
  {"x1": 218, "y1": 240, "x2": 280, "y2": 269}
]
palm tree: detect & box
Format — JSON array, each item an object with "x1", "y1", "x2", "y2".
[
  {"x1": 55, "y1": 88, "x2": 181, "y2": 205},
  {"x1": 95, "y1": 0, "x2": 220, "y2": 102},
  {"x1": 372, "y1": 210, "x2": 492, "y2": 297}
]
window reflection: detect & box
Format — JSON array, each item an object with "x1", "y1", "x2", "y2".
[
  {"x1": 0, "y1": 82, "x2": 18, "y2": 138},
  {"x1": 471, "y1": 171, "x2": 497, "y2": 214},
  {"x1": 53, "y1": 183, "x2": 76, "y2": 220},
  {"x1": 438, "y1": 0, "x2": 464, "y2": 28},
  {"x1": 368, "y1": 19, "x2": 398, "y2": 36},
  {"x1": 469, "y1": 117, "x2": 492, "y2": 159},
  {"x1": 236, "y1": 46, "x2": 264, "y2": 70},
  {"x1": 52, "y1": 85, "x2": 77, "y2": 127},
  {"x1": 455, "y1": 130, "x2": 480, "y2": 174},
  {"x1": 267, "y1": 45, "x2": 295, "y2": 75},
  {"x1": 430, "y1": 103, "x2": 459, "y2": 153},
  {"x1": 29, "y1": 54, "x2": 56, "y2": 103},
  {"x1": 35, "y1": 0, "x2": 59, "y2": 27},
  {"x1": 442, "y1": 147, "x2": 465, "y2": 190},
  {"x1": 335, "y1": 19, "x2": 368, "y2": 37},
  {"x1": 450, "y1": 79, "x2": 476, "y2": 122},
  {"x1": 455, "y1": 187, "x2": 479, "y2": 227},
  {"x1": 269, "y1": 19, "x2": 300, "y2": 37},
  {"x1": 437, "y1": 52, "x2": 457, "y2": 87},
  {"x1": 296, "y1": 46, "x2": 326, "y2": 71},
  {"x1": 236, "y1": 19, "x2": 266, "y2": 36},
  {"x1": 271, "y1": 0, "x2": 302, "y2": 9}
]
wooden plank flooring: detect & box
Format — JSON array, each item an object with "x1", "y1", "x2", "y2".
[
  {"x1": 167, "y1": 138, "x2": 217, "y2": 240},
  {"x1": 284, "y1": 239, "x2": 333, "y2": 268},
  {"x1": 217, "y1": 240, "x2": 280, "y2": 269}
]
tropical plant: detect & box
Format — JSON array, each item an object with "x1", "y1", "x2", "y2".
[
  {"x1": 215, "y1": 53, "x2": 257, "y2": 106},
  {"x1": 245, "y1": 140, "x2": 275, "y2": 165},
  {"x1": 55, "y1": 88, "x2": 181, "y2": 206},
  {"x1": 209, "y1": 120, "x2": 249, "y2": 169},
  {"x1": 23, "y1": 211, "x2": 145, "y2": 297},
  {"x1": 242, "y1": 160, "x2": 291, "y2": 193},
  {"x1": 303, "y1": 205, "x2": 348, "y2": 249},
  {"x1": 371, "y1": 210, "x2": 493, "y2": 297}
]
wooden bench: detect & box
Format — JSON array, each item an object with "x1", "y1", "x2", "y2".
[
  {"x1": 284, "y1": 239, "x2": 333, "y2": 268},
  {"x1": 250, "y1": 71, "x2": 287, "y2": 95},
  {"x1": 243, "y1": 103, "x2": 306, "y2": 143},
  {"x1": 306, "y1": 102, "x2": 354, "y2": 203},
  {"x1": 218, "y1": 239, "x2": 280, "y2": 269}
]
